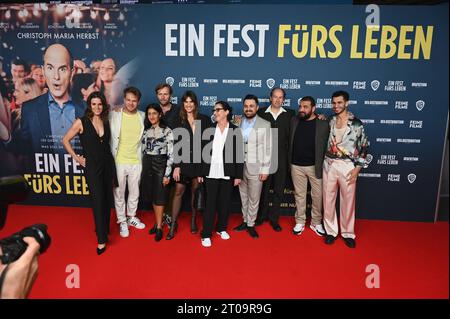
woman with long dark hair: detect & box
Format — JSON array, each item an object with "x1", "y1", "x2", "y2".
[
  {"x1": 166, "y1": 90, "x2": 211, "y2": 240},
  {"x1": 62, "y1": 91, "x2": 116, "y2": 255},
  {"x1": 141, "y1": 104, "x2": 174, "y2": 241}
]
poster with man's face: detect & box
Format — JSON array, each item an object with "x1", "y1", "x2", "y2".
[{"x1": 0, "y1": 4, "x2": 141, "y2": 206}]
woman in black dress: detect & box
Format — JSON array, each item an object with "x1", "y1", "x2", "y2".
[
  {"x1": 62, "y1": 91, "x2": 116, "y2": 255},
  {"x1": 140, "y1": 104, "x2": 174, "y2": 242},
  {"x1": 167, "y1": 90, "x2": 211, "y2": 240}
]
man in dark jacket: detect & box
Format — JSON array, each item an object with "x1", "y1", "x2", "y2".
[
  {"x1": 256, "y1": 88, "x2": 294, "y2": 232},
  {"x1": 289, "y1": 96, "x2": 329, "y2": 237}
]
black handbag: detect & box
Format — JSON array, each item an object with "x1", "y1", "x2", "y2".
[{"x1": 193, "y1": 183, "x2": 206, "y2": 211}]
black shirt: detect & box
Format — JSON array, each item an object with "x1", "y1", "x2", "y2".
[
  {"x1": 292, "y1": 118, "x2": 316, "y2": 166},
  {"x1": 161, "y1": 104, "x2": 180, "y2": 130},
  {"x1": 257, "y1": 107, "x2": 294, "y2": 165},
  {"x1": 173, "y1": 113, "x2": 211, "y2": 178}
]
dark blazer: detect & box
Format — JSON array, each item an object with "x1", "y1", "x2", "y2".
[
  {"x1": 200, "y1": 122, "x2": 244, "y2": 179},
  {"x1": 257, "y1": 106, "x2": 295, "y2": 169},
  {"x1": 289, "y1": 116, "x2": 330, "y2": 179},
  {"x1": 19, "y1": 93, "x2": 85, "y2": 154},
  {"x1": 173, "y1": 113, "x2": 211, "y2": 178},
  {"x1": 161, "y1": 103, "x2": 180, "y2": 130}
]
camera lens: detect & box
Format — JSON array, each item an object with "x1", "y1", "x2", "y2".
[
  {"x1": 27, "y1": 224, "x2": 51, "y2": 254},
  {"x1": 0, "y1": 224, "x2": 51, "y2": 264}
]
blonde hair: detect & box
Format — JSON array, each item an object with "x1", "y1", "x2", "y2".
[
  {"x1": 16, "y1": 77, "x2": 42, "y2": 99},
  {"x1": 12, "y1": 78, "x2": 42, "y2": 126}
]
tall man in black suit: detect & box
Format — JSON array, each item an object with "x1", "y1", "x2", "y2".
[{"x1": 256, "y1": 88, "x2": 295, "y2": 232}]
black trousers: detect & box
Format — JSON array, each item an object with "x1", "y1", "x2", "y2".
[
  {"x1": 257, "y1": 160, "x2": 288, "y2": 224},
  {"x1": 201, "y1": 178, "x2": 233, "y2": 239},
  {"x1": 85, "y1": 166, "x2": 112, "y2": 245}
]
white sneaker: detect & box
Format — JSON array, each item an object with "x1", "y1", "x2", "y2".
[
  {"x1": 216, "y1": 231, "x2": 230, "y2": 240},
  {"x1": 127, "y1": 217, "x2": 146, "y2": 229},
  {"x1": 293, "y1": 223, "x2": 305, "y2": 235},
  {"x1": 119, "y1": 222, "x2": 129, "y2": 238},
  {"x1": 201, "y1": 238, "x2": 212, "y2": 247},
  {"x1": 310, "y1": 224, "x2": 326, "y2": 237}
]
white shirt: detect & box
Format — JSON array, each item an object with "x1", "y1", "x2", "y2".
[
  {"x1": 265, "y1": 105, "x2": 287, "y2": 121},
  {"x1": 207, "y1": 123, "x2": 230, "y2": 180}
]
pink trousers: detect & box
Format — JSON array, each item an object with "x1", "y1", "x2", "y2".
[{"x1": 322, "y1": 158, "x2": 356, "y2": 239}]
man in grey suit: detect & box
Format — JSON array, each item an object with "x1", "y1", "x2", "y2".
[
  {"x1": 289, "y1": 96, "x2": 329, "y2": 237},
  {"x1": 234, "y1": 94, "x2": 271, "y2": 238}
]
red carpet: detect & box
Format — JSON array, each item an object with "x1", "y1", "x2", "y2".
[{"x1": 1, "y1": 204, "x2": 448, "y2": 299}]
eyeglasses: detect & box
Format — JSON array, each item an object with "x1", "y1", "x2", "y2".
[{"x1": 213, "y1": 108, "x2": 224, "y2": 113}]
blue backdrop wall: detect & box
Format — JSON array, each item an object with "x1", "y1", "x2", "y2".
[{"x1": 0, "y1": 3, "x2": 448, "y2": 222}]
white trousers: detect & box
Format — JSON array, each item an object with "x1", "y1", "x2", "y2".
[
  {"x1": 322, "y1": 158, "x2": 356, "y2": 239},
  {"x1": 114, "y1": 163, "x2": 142, "y2": 224}
]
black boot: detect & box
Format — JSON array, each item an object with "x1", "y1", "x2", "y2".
[
  {"x1": 191, "y1": 210, "x2": 198, "y2": 234},
  {"x1": 166, "y1": 220, "x2": 178, "y2": 240},
  {"x1": 149, "y1": 223, "x2": 157, "y2": 235},
  {"x1": 155, "y1": 228, "x2": 163, "y2": 242}
]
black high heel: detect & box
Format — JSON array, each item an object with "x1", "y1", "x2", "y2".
[{"x1": 97, "y1": 245, "x2": 106, "y2": 255}]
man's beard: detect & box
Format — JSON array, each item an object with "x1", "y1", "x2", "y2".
[
  {"x1": 244, "y1": 112, "x2": 256, "y2": 119},
  {"x1": 160, "y1": 101, "x2": 171, "y2": 108},
  {"x1": 333, "y1": 107, "x2": 346, "y2": 116},
  {"x1": 299, "y1": 112, "x2": 312, "y2": 120}
]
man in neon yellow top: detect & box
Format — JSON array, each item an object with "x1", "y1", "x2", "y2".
[
  {"x1": 110, "y1": 87, "x2": 146, "y2": 238},
  {"x1": 116, "y1": 110, "x2": 141, "y2": 164}
]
